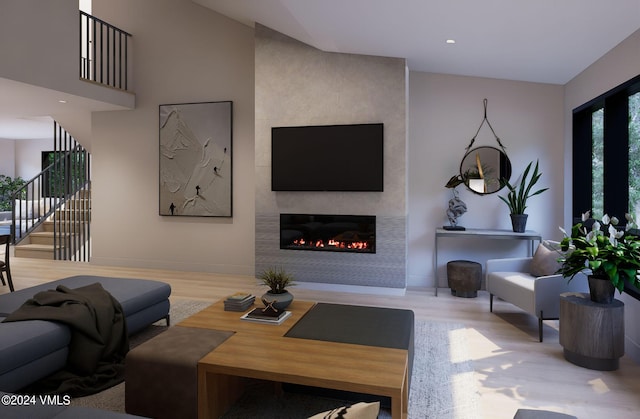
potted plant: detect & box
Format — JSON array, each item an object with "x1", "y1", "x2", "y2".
[
  {"x1": 498, "y1": 160, "x2": 548, "y2": 232},
  {"x1": 0, "y1": 175, "x2": 26, "y2": 211},
  {"x1": 257, "y1": 266, "x2": 296, "y2": 310},
  {"x1": 558, "y1": 211, "x2": 640, "y2": 304}
]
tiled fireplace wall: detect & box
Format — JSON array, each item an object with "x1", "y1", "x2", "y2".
[
  {"x1": 256, "y1": 214, "x2": 406, "y2": 288},
  {"x1": 254, "y1": 25, "x2": 408, "y2": 289}
]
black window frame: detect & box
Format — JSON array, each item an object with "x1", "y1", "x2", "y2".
[{"x1": 572, "y1": 73, "x2": 640, "y2": 300}]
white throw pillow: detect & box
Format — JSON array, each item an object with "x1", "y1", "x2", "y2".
[{"x1": 307, "y1": 401, "x2": 380, "y2": 419}]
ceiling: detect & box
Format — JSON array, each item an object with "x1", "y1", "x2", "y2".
[
  {"x1": 0, "y1": 80, "x2": 58, "y2": 141},
  {"x1": 195, "y1": 0, "x2": 640, "y2": 85},
  {"x1": 0, "y1": 77, "x2": 126, "y2": 142},
  {"x1": 3, "y1": 0, "x2": 640, "y2": 142}
]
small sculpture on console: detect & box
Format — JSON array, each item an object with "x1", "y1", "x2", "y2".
[{"x1": 444, "y1": 175, "x2": 467, "y2": 230}]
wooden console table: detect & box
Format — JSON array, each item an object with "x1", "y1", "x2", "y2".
[
  {"x1": 559, "y1": 292, "x2": 624, "y2": 371},
  {"x1": 434, "y1": 228, "x2": 542, "y2": 296}
]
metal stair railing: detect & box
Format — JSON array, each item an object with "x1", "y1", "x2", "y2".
[
  {"x1": 11, "y1": 122, "x2": 91, "y2": 262},
  {"x1": 10, "y1": 171, "x2": 56, "y2": 244}
]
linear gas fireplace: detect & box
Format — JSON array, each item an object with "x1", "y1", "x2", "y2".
[{"x1": 280, "y1": 213, "x2": 375, "y2": 253}]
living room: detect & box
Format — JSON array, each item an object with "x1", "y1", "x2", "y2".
[{"x1": 1, "y1": 0, "x2": 640, "y2": 418}]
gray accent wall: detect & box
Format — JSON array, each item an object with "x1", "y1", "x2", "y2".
[{"x1": 254, "y1": 25, "x2": 408, "y2": 289}]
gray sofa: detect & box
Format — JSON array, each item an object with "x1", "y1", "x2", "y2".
[
  {"x1": 0, "y1": 211, "x2": 12, "y2": 235},
  {"x1": 0, "y1": 275, "x2": 171, "y2": 392}
]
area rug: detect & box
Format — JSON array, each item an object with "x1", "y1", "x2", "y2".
[{"x1": 71, "y1": 300, "x2": 481, "y2": 419}]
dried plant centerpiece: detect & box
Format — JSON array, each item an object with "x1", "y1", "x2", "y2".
[{"x1": 257, "y1": 266, "x2": 296, "y2": 310}]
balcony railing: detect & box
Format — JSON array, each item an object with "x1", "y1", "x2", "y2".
[{"x1": 80, "y1": 11, "x2": 131, "y2": 91}]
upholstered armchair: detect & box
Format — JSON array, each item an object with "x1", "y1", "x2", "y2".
[{"x1": 486, "y1": 240, "x2": 589, "y2": 342}]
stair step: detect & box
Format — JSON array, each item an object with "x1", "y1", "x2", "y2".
[
  {"x1": 42, "y1": 221, "x2": 89, "y2": 233},
  {"x1": 62, "y1": 199, "x2": 91, "y2": 210},
  {"x1": 12, "y1": 186, "x2": 91, "y2": 261},
  {"x1": 55, "y1": 208, "x2": 90, "y2": 215},
  {"x1": 53, "y1": 212, "x2": 91, "y2": 222},
  {"x1": 14, "y1": 244, "x2": 55, "y2": 260},
  {"x1": 30, "y1": 231, "x2": 55, "y2": 236},
  {"x1": 29, "y1": 232, "x2": 54, "y2": 246},
  {"x1": 28, "y1": 231, "x2": 75, "y2": 245}
]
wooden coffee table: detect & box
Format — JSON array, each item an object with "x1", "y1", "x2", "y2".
[{"x1": 179, "y1": 300, "x2": 409, "y2": 419}]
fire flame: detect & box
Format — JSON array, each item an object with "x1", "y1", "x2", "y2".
[{"x1": 293, "y1": 238, "x2": 369, "y2": 250}]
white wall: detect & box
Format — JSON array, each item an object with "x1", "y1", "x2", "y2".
[
  {"x1": 15, "y1": 139, "x2": 51, "y2": 180},
  {"x1": 564, "y1": 28, "x2": 640, "y2": 363},
  {"x1": 407, "y1": 72, "x2": 564, "y2": 287},
  {"x1": 0, "y1": 0, "x2": 77, "y2": 92},
  {"x1": 0, "y1": 0, "x2": 133, "y2": 109},
  {"x1": 0, "y1": 140, "x2": 15, "y2": 177},
  {"x1": 0, "y1": 139, "x2": 50, "y2": 180},
  {"x1": 89, "y1": 0, "x2": 255, "y2": 275}
]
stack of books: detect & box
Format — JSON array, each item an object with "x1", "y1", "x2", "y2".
[
  {"x1": 223, "y1": 292, "x2": 255, "y2": 312},
  {"x1": 240, "y1": 306, "x2": 292, "y2": 324}
]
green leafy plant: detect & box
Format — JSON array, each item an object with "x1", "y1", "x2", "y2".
[
  {"x1": 558, "y1": 211, "x2": 640, "y2": 293},
  {"x1": 257, "y1": 266, "x2": 296, "y2": 294},
  {"x1": 0, "y1": 175, "x2": 26, "y2": 211},
  {"x1": 498, "y1": 160, "x2": 548, "y2": 214}
]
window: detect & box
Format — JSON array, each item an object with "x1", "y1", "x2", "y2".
[
  {"x1": 41, "y1": 151, "x2": 88, "y2": 198},
  {"x1": 629, "y1": 92, "x2": 640, "y2": 218},
  {"x1": 572, "y1": 74, "x2": 640, "y2": 299},
  {"x1": 591, "y1": 108, "x2": 604, "y2": 217}
]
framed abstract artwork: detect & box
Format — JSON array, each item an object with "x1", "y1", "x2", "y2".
[{"x1": 159, "y1": 101, "x2": 232, "y2": 217}]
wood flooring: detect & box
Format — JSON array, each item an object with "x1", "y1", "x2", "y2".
[{"x1": 4, "y1": 258, "x2": 640, "y2": 419}]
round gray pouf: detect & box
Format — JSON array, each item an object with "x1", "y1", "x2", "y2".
[{"x1": 447, "y1": 260, "x2": 482, "y2": 298}]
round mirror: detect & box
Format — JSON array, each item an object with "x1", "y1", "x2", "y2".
[{"x1": 459, "y1": 146, "x2": 511, "y2": 195}]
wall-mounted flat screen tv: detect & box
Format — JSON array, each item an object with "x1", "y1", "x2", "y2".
[{"x1": 271, "y1": 123, "x2": 383, "y2": 191}]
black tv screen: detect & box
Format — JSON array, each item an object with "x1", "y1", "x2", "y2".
[{"x1": 271, "y1": 123, "x2": 384, "y2": 191}]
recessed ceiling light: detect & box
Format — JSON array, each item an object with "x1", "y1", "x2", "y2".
[
  {"x1": 446, "y1": 39, "x2": 456, "y2": 44},
  {"x1": 58, "y1": 100, "x2": 67, "y2": 103}
]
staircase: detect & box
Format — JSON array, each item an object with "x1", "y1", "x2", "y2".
[
  {"x1": 14, "y1": 189, "x2": 91, "y2": 260},
  {"x1": 10, "y1": 121, "x2": 91, "y2": 262}
]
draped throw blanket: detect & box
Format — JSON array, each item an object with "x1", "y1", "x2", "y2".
[{"x1": 2, "y1": 283, "x2": 129, "y2": 396}]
